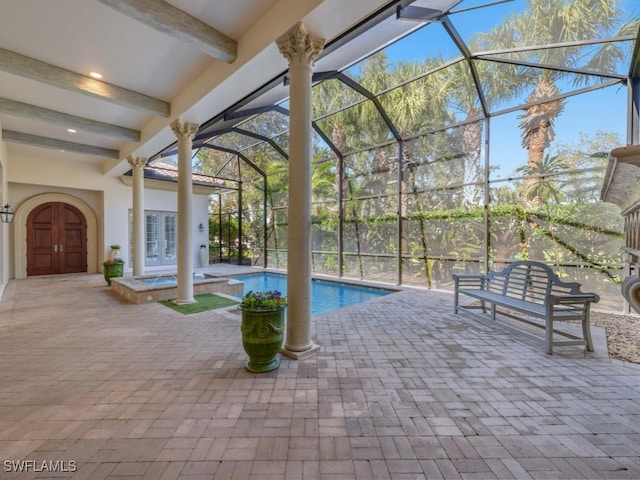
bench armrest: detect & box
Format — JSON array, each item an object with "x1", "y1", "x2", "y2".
[
  {"x1": 546, "y1": 293, "x2": 600, "y2": 306},
  {"x1": 453, "y1": 273, "x2": 488, "y2": 289}
]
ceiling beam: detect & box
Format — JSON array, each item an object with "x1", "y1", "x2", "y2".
[
  {"x1": 98, "y1": 0, "x2": 237, "y2": 63},
  {"x1": 0, "y1": 98, "x2": 141, "y2": 141},
  {"x1": 2, "y1": 130, "x2": 120, "y2": 159},
  {"x1": 0, "y1": 48, "x2": 170, "y2": 116}
]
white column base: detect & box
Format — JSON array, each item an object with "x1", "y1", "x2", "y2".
[
  {"x1": 280, "y1": 343, "x2": 321, "y2": 360},
  {"x1": 174, "y1": 298, "x2": 196, "y2": 305}
]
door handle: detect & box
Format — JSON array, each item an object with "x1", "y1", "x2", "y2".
[
  {"x1": 53, "y1": 244, "x2": 58, "y2": 253},
  {"x1": 59, "y1": 244, "x2": 64, "y2": 252}
]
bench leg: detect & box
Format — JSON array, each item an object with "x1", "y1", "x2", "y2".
[
  {"x1": 545, "y1": 316, "x2": 553, "y2": 355},
  {"x1": 454, "y1": 291, "x2": 459, "y2": 314},
  {"x1": 583, "y1": 313, "x2": 594, "y2": 352}
]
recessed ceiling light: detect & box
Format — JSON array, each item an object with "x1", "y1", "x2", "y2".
[
  {"x1": 67, "y1": 128, "x2": 76, "y2": 133},
  {"x1": 89, "y1": 72, "x2": 103, "y2": 79}
]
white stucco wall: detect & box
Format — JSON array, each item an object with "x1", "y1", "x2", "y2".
[
  {"x1": 5, "y1": 144, "x2": 211, "y2": 278},
  {"x1": 101, "y1": 186, "x2": 210, "y2": 273},
  {"x1": 0, "y1": 123, "x2": 9, "y2": 297}
]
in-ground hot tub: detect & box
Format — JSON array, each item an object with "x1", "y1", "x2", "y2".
[{"x1": 111, "y1": 273, "x2": 243, "y2": 304}]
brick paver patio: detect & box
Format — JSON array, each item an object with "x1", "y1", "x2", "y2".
[{"x1": 0, "y1": 269, "x2": 639, "y2": 479}]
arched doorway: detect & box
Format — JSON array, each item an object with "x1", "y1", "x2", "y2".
[
  {"x1": 15, "y1": 193, "x2": 98, "y2": 279},
  {"x1": 27, "y1": 202, "x2": 87, "y2": 276}
]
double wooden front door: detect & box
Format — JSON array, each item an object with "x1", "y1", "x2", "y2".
[{"x1": 27, "y1": 202, "x2": 87, "y2": 276}]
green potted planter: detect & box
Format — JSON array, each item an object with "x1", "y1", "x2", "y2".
[
  {"x1": 103, "y1": 258, "x2": 124, "y2": 286},
  {"x1": 239, "y1": 290, "x2": 287, "y2": 373}
]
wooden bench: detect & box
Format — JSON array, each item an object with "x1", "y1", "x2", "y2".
[{"x1": 453, "y1": 261, "x2": 599, "y2": 354}]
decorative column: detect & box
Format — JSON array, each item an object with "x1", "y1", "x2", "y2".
[
  {"x1": 170, "y1": 118, "x2": 199, "y2": 304},
  {"x1": 277, "y1": 22, "x2": 325, "y2": 358},
  {"x1": 127, "y1": 155, "x2": 147, "y2": 277}
]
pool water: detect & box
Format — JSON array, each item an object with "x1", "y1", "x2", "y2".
[
  {"x1": 232, "y1": 272, "x2": 391, "y2": 315},
  {"x1": 140, "y1": 274, "x2": 205, "y2": 286}
]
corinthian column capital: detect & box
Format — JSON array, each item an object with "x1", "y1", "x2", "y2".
[
  {"x1": 170, "y1": 118, "x2": 199, "y2": 140},
  {"x1": 127, "y1": 155, "x2": 147, "y2": 170},
  {"x1": 276, "y1": 22, "x2": 325, "y2": 68}
]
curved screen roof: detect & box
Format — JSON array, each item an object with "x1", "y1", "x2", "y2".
[{"x1": 151, "y1": 0, "x2": 640, "y2": 179}]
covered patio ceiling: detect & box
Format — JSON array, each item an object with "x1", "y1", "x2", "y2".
[{"x1": 0, "y1": 0, "x2": 393, "y2": 174}]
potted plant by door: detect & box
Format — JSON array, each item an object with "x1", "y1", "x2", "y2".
[
  {"x1": 239, "y1": 290, "x2": 287, "y2": 373},
  {"x1": 109, "y1": 244, "x2": 122, "y2": 261},
  {"x1": 102, "y1": 258, "x2": 124, "y2": 286},
  {"x1": 198, "y1": 244, "x2": 209, "y2": 267}
]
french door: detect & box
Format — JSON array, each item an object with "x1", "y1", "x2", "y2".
[
  {"x1": 144, "y1": 211, "x2": 177, "y2": 266},
  {"x1": 27, "y1": 202, "x2": 87, "y2": 276}
]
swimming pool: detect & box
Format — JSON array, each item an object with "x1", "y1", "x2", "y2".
[{"x1": 232, "y1": 272, "x2": 392, "y2": 315}]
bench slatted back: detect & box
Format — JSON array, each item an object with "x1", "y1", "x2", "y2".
[{"x1": 486, "y1": 261, "x2": 582, "y2": 306}]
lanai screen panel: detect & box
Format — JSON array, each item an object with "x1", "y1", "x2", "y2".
[
  {"x1": 242, "y1": 142, "x2": 286, "y2": 172},
  {"x1": 209, "y1": 131, "x2": 261, "y2": 154},
  {"x1": 240, "y1": 177, "x2": 266, "y2": 265},
  {"x1": 238, "y1": 109, "x2": 289, "y2": 139},
  {"x1": 341, "y1": 145, "x2": 398, "y2": 281},
  {"x1": 342, "y1": 18, "x2": 462, "y2": 93},
  {"x1": 401, "y1": 125, "x2": 486, "y2": 287},
  {"x1": 311, "y1": 157, "x2": 340, "y2": 276},
  {"x1": 481, "y1": 41, "x2": 636, "y2": 77},
  {"x1": 377, "y1": 60, "x2": 482, "y2": 132},
  {"x1": 312, "y1": 79, "x2": 367, "y2": 120},
  {"x1": 195, "y1": 148, "x2": 238, "y2": 180},
  {"x1": 271, "y1": 132, "x2": 290, "y2": 158},
  {"x1": 260, "y1": 161, "x2": 288, "y2": 268},
  {"x1": 456, "y1": 0, "x2": 626, "y2": 48}
]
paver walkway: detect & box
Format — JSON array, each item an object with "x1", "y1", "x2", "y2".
[{"x1": 0, "y1": 270, "x2": 639, "y2": 479}]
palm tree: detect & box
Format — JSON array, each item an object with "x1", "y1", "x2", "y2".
[
  {"x1": 515, "y1": 153, "x2": 568, "y2": 205},
  {"x1": 518, "y1": 77, "x2": 564, "y2": 205},
  {"x1": 481, "y1": 0, "x2": 629, "y2": 204}
]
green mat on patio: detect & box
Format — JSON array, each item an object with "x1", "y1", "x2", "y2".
[{"x1": 160, "y1": 293, "x2": 239, "y2": 315}]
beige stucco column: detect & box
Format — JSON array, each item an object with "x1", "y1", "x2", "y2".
[
  {"x1": 170, "y1": 118, "x2": 199, "y2": 304},
  {"x1": 127, "y1": 155, "x2": 147, "y2": 277},
  {"x1": 277, "y1": 23, "x2": 325, "y2": 357}
]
